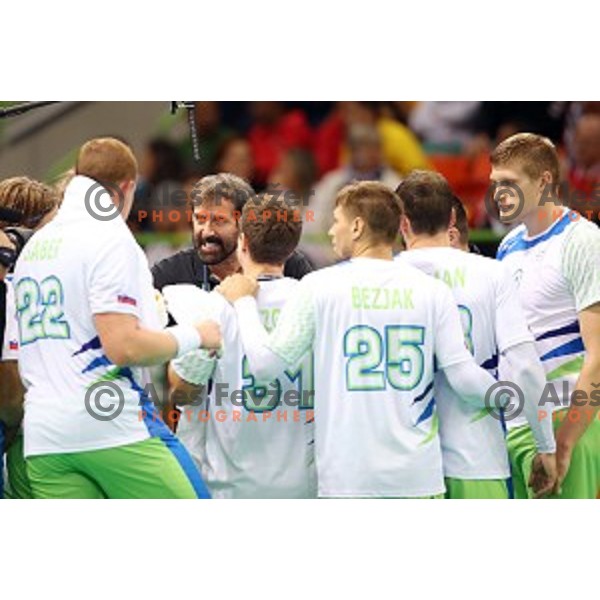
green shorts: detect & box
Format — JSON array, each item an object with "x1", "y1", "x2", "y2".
[
  {"x1": 4, "y1": 433, "x2": 33, "y2": 499},
  {"x1": 445, "y1": 477, "x2": 509, "y2": 499},
  {"x1": 26, "y1": 435, "x2": 211, "y2": 500},
  {"x1": 507, "y1": 409, "x2": 600, "y2": 499}
]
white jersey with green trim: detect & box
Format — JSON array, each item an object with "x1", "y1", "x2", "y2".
[
  {"x1": 164, "y1": 280, "x2": 317, "y2": 499},
  {"x1": 13, "y1": 176, "x2": 161, "y2": 457},
  {"x1": 260, "y1": 257, "x2": 474, "y2": 498},
  {"x1": 398, "y1": 247, "x2": 533, "y2": 479},
  {"x1": 497, "y1": 208, "x2": 600, "y2": 427}
]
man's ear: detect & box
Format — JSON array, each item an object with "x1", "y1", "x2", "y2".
[
  {"x1": 449, "y1": 207, "x2": 457, "y2": 229},
  {"x1": 539, "y1": 170, "x2": 554, "y2": 195},
  {"x1": 351, "y1": 216, "x2": 365, "y2": 241},
  {"x1": 117, "y1": 179, "x2": 135, "y2": 203},
  {"x1": 448, "y1": 226, "x2": 460, "y2": 248},
  {"x1": 236, "y1": 232, "x2": 251, "y2": 272},
  {"x1": 239, "y1": 232, "x2": 249, "y2": 253},
  {"x1": 399, "y1": 214, "x2": 410, "y2": 238}
]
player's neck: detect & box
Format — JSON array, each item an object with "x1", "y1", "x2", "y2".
[
  {"x1": 209, "y1": 253, "x2": 241, "y2": 282},
  {"x1": 521, "y1": 203, "x2": 565, "y2": 238},
  {"x1": 352, "y1": 243, "x2": 394, "y2": 260},
  {"x1": 406, "y1": 232, "x2": 450, "y2": 250},
  {"x1": 243, "y1": 262, "x2": 284, "y2": 279}
]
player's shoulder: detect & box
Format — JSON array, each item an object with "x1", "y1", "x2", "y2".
[
  {"x1": 299, "y1": 259, "x2": 389, "y2": 286},
  {"x1": 560, "y1": 216, "x2": 600, "y2": 275},
  {"x1": 300, "y1": 262, "x2": 349, "y2": 285},
  {"x1": 394, "y1": 251, "x2": 453, "y2": 282},
  {"x1": 256, "y1": 276, "x2": 298, "y2": 298},
  {"x1": 460, "y1": 248, "x2": 503, "y2": 274},
  {"x1": 398, "y1": 246, "x2": 478, "y2": 270},
  {"x1": 255, "y1": 277, "x2": 299, "y2": 310},
  {"x1": 81, "y1": 219, "x2": 141, "y2": 262},
  {"x1": 397, "y1": 258, "x2": 444, "y2": 286},
  {"x1": 565, "y1": 214, "x2": 600, "y2": 246},
  {"x1": 151, "y1": 248, "x2": 198, "y2": 289},
  {"x1": 433, "y1": 247, "x2": 505, "y2": 281},
  {"x1": 497, "y1": 224, "x2": 527, "y2": 260},
  {"x1": 163, "y1": 283, "x2": 227, "y2": 324},
  {"x1": 300, "y1": 258, "x2": 444, "y2": 295}
]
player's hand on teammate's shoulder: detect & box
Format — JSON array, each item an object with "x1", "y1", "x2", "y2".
[
  {"x1": 216, "y1": 274, "x2": 259, "y2": 304},
  {"x1": 529, "y1": 453, "x2": 558, "y2": 498},
  {"x1": 195, "y1": 320, "x2": 222, "y2": 351}
]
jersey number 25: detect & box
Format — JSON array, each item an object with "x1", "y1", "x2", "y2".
[{"x1": 344, "y1": 324, "x2": 425, "y2": 392}]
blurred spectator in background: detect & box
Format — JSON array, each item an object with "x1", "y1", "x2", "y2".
[
  {"x1": 143, "y1": 178, "x2": 193, "y2": 267},
  {"x1": 215, "y1": 136, "x2": 255, "y2": 184},
  {"x1": 247, "y1": 101, "x2": 313, "y2": 187},
  {"x1": 468, "y1": 101, "x2": 569, "y2": 155},
  {"x1": 51, "y1": 168, "x2": 75, "y2": 201},
  {"x1": 141, "y1": 138, "x2": 185, "y2": 185},
  {"x1": 567, "y1": 112, "x2": 600, "y2": 221},
  {"x1": 267, "y1": 148, "x2": 317, "y2": 206},
  {"x1": 563, "y1": 102, "x2": 600, "y2": 161},
  {"x1": 180, "y1": 101, "x2": 235, "y2": 175},
  {"x1": 409, "y1": 101, "x2": 481, "y2": 152},
  {"x1": 308, "y1": 124, "x2": 402, "y2": 256},
  {"x1": 314, "y1": 101, "x2": 430, "y2": 176},
  {"x1": 267, "y1": 148, "x2": 319, "y2": 264},
  {"x1": 134, "y1": 138, "x2": 185, "y2": 231},
  {"x1": 383, "y1": 101, "x2": 419, "y2": 124}
]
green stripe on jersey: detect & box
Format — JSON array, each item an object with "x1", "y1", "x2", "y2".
[
  {"x1": 546, "y1": 356, "x2": 584, "y2": 381},
  {"x1": 419, "y1": 413, "x2": 439, "y2": 446}
]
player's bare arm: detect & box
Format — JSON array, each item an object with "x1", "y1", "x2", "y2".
[
  {"x1": 164, "y1": 365, "x2": 206, "y2": 432},
  {"x1": 501, "y1": 342, "x2": 557, "y2": 497},
  {"x1": 94, "y1": 313, "x2": 221, "y2": 367},
  {"x1": 554, "y1": 303, "x2": 600, "y2": 491}
]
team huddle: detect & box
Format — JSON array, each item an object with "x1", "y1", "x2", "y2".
[{"x1": 1, "y1": 132, "x2": 599, "y2": 498}]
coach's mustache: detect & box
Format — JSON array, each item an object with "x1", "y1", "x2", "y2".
[{"x1": 199, "y1": 235, "x2": 225, "y2": 248}]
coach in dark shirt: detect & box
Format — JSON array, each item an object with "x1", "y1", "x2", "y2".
[{"x1": 152, "y1": 173, "x2": 313, "y2": 292}]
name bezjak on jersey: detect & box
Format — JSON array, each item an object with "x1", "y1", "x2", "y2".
[{"x1": 351, "y1": 286, "x2": 415, "y2": 311}]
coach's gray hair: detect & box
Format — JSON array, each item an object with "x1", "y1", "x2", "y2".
[{"x1": 190, "y1": 173, "x2": 256, "y2": 212}]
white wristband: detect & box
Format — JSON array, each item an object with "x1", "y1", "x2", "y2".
[{"x1": 167, "y1": 324, "x2": 202, "y2": 358}]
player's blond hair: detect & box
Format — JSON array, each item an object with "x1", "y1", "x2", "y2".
[
  {"x1": 491, "y1": 133, "x2": 560, "y2": 185},
  {"x1": 76, "y1": 137, "x2": 138, "y2": 185},
  {"x1": 0, "y1": 176, "x2": 60, "y2": 229}
]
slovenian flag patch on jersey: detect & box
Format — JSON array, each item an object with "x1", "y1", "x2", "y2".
[{"x1": 117, "y1": 294, "x2": 137, "y2": 307}]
